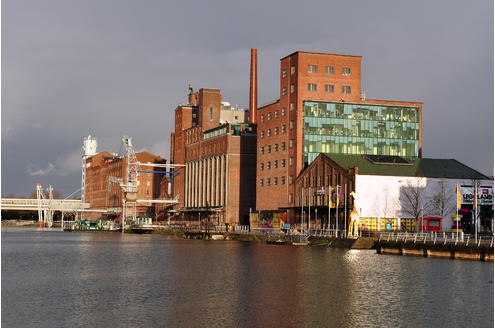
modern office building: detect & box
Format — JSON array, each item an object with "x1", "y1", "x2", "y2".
[
  {"x1": 169, "y1": 87, "x2": 257, "y2": 225},
  {"x1": 256, "y1": 51, "x2": 423, "y2": 222}
]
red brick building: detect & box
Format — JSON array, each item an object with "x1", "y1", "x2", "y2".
[
  {"x1": 170, "y1": 87, "x2": 257, "y2": 225},
  {"x1": 84, "y1": 151, "x2": 166, "y2": 220},
  {"x1": 256, "y1": 51, "x2": 423, "y2": 223}
]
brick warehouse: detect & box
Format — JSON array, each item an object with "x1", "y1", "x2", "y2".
[
  {"x1": 84, "y1": 151, "x2": 167, "y2": 221},
  {"x1": 169, "y1": 86, "x2": 257, "y2": 225},
  {"x1": 255, "y1": 51, "x2": 423, "y2": 223}
]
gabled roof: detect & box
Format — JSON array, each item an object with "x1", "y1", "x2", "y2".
[
  {"x1": 417, "y1": 158, "x2": 489, "y2": 179},
  {"x1": 321, "y1": 154, "x2": 490, "y2": 180}
]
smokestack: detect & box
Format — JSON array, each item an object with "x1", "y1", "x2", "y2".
[{"x1": 249, "y1": 48, "x2": 258, "y2": 124}]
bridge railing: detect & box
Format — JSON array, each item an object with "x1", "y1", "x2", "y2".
[{"x1": 1, "y1": 198, "x2": 89, "y2": 210}]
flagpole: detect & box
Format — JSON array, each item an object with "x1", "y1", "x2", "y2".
[
  {"x1": 327, "y1": 185, "x2": 330, "y2": 232},
  {"x1": 301, "y1": 188, "x2": 304, "y2": 235},
  {"x1": 474, "y1": 181, "x2": 478, "y2": 243},
  {"x1": 336, "y1": 185, "x2": 339, "y2": 237},
  {"x1": 456, "y1": 184, "x2": 460, "y2": 242},
  {"x1": 308, "y1": 187, "x2": 311, "y2": 234},
  {"x1": 456, "y1": 184, "x2": 459, "y2": 241},
  {"x1": 344, "y1": 184, "x2": 347, "y2": 238}
]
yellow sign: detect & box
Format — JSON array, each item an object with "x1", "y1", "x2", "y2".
[{"x1": 250, "y1": 213, "x2": 258, "y2": 228}]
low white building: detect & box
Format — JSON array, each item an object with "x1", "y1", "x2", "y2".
[{"x1": 296, "y1": 154, "x2": 493, "y2": 234}]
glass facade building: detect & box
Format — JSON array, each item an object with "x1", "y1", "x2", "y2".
[{"x1": 303, "y1": 101, "x2": 420, "y2": 166}]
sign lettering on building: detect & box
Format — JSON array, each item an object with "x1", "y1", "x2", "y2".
[{"x1": 460, "y1": 185, "x2": 493, "y2": 205}]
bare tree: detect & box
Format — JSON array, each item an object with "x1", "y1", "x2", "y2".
[
  {"x1": 400, "y1": 178, "x2": 434, "y2": 221},
  {"x1": 428, "y1": 179, "x2": 456, "y2": 218}
]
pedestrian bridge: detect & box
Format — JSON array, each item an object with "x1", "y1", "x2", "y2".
[{"x1": 1, "y1": 198, "x2": 90, "y2": 212}]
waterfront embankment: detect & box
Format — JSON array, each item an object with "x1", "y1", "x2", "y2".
[{"x1": 3, "y1": 221, "x2": 493, "y2": 261}]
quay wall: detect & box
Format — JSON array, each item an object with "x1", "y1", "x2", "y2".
[{"x1": 375, "y1": 239, "x2": 493, "y2": 262}]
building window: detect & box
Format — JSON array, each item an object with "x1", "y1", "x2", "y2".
[
  {"x1": 281, "y1": 142, "x2": 286, "y2": 151},
  {"x1": 289, "y1": 175, "x2": 294, "y2": 184},
  {"x1": 307, "y1": 83, "x2": 317, "y2": 92},
  {"x1": 290, "y1": 84, "x2": 295, "y2": 93},
  {"x1": 289, "y1": 139, "x2": 294, "y2": 148},
  {"x1": 267, "y1": 113, "x2": 271, "y2": 120},
  {"x1": 267, "y1": 161, "x2": 271, "y2": 170},
  {"x1": 274, "y1": 143, "x2": 279, "y2": 152},
  {"x1": 260, "y1": 179, "x2": 264, "y2": 187},
  {"x1": 342, "y1": 67, "x2": 351, "y2": 76},
  {"x1": 342, "y1": 85, "x2": 352, "y2": 94},
  {"x1": 281, "y1": 159, "x2": 286, "y2": 167},
  {"x1": 325, "y1": 84, "x2": 334, "y2": 93},
  {"x1": 308, "y1": 64, "x2": 317, "y2": 73},
  {"x1": 289, "y1": 193, "x2": 294, "y2": 203},
  {"x1": 260, "y1": 131, "x2": 264, "y2": 138},
  {"x1": 290, "y1": 102, "x2": 295, "y2": 111},
  {"x1": 282, "y1": 108, "x2": 286, "y2": 116},
  {"x1": 274, "y1": 127, "x2": 279, "y2": 135},
  {"x1": 290, "y1": 121, "x2": 294, "y2": 129},
  {"x1": 273, "y1": 177, "x2": 278, "y2": 185},
  {"x1": 260, "y1": 163, "x2": 264, "y2": 171},
  {"x1": 282, "y1": 87, "x2": 287, "y2": 95},
  {"x1": 282, "y1": 69, "x2": 287, "y2": 77},
  {"x1": 282, "y1": 125, "x2": 286, "y2": 133},
  {"x1": 267, "y1": 145, "x2": 271, "y2": 153},
  {"x1": 290, "y1": 157, "x2": 294, "y2": 166},
  {"x1": 274, "y1": 160, "x2": 278, "y2": 168},
  {"x1": 209, "y1": 107, "x2": 213, "y2": 121},
  {"x1": 291, "y1": 66, "x2": 295, "y2": 75},
  {"x1": 274, "y1": 110, "x2": 279, "y2": 118},
  {"x1": 267, "y1": 129, "x2": 271, "y2": 137},
  {"x1": 267, "y1": 178, "x2": 271, "y2": 186},
  {"x1": 261, "y1": 147, "x2": 264, "y2": 155},
  {"x1": 261, "y1": 114, "x2": 264, "y2": 122},
  {"x1": 325, "y1": 66, "x2": 334, "y2": 75},
  {"x1": 281, "y1": 176, "x2": 286, "y2": 185}
]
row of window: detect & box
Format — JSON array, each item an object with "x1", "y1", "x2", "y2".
[
  {"x1": 260, "y1": 157, "x2": 295, "y2": 171},
  {"x1": 260, "y1": 141, "x2": 296, "y2": 154},
  {"x1": 307, "y1": 83, "x2": 352, "y2": 94},
  {"x1": 283, "y1": 84, "x2": 352, "y2": 95},
  {"x1": 260, "y1": 103, "x2": 296, "y2": 123},
  {"x1": 260, "y1": 125, "x2": 286, "y2": 138},
  {"x1": 282, "y1": 65, "x2": 351, "y2": 77},
  {"x1": 259, "y1": 175, "x2": 294, "y2": 187},
  {"x1": 260, "y1": 122, "x2": 295, "y2": 139}
]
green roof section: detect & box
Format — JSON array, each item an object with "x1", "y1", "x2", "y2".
[{"x1": 322, "y1": 154, "x2": 490, "y2": 180}]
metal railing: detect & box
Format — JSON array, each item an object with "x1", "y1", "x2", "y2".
[{"x1": 378, "y1": 232, "x2": 494, "y2": 247}]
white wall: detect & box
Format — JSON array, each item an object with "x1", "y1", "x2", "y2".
[{"x1": 353, "y1": 175, "x2": 493, "y2": 231}]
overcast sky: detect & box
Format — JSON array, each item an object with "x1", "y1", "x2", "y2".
[{"x1": 2, "y1": 0, "x2": 493, "y2": 197}]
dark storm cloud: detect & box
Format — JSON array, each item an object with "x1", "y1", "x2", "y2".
[{"x1": 2, "y1": 0, "x2": 493, "y2": 197}]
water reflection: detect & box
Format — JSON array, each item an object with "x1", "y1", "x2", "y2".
[{"x1": 2, "y1": 229, "x2": 493, "y2": 328}]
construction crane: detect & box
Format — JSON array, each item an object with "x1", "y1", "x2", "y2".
[{"x1": 116, "y1": 135, "x2": 185, "y2": 232}]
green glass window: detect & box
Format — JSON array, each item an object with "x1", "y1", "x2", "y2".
[{"x1": 303, "y1": 101, "x2": 420, "y2": 166}]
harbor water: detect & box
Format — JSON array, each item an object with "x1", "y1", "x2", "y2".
[{"x1": 2, "y1": 228, "x2": 493, "y2": 328}]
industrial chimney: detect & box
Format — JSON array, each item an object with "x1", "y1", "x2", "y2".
[{"x1": 249, "y1": 48, "x2": 258, "y2": 124}]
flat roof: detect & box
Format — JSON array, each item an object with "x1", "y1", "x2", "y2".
[{"x1": 281, "y1": 51, "x2": 362, "y2": 61}]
